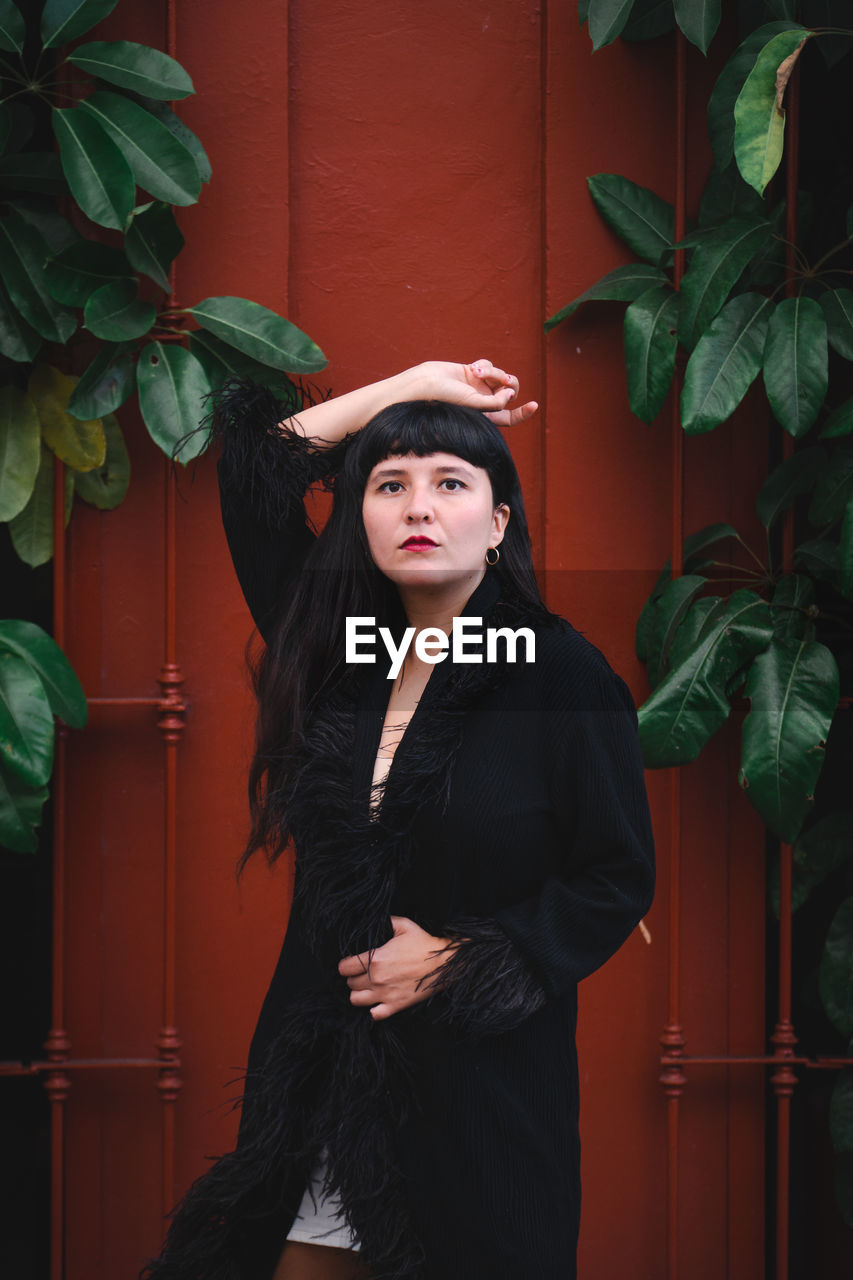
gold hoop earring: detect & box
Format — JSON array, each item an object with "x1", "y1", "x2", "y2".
[{"x1": 485, "y1": 547, "x2": 500, "y2": 566}]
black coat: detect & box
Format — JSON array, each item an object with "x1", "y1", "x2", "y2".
[{"x1": 141, "y1": 385, "x2": 656, "y2": 1280}]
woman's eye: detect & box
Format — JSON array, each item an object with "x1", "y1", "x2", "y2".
[
  {"x1": 439, "y1": 478, "x2": 466, "y2": 491},
  {"x1": 377, "y1": 481, "x2": 403, "y2": 493}
]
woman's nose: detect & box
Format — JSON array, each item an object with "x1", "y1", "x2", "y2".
[{"x1": 404, "y1": 488, "x2": 434, "y2": 522}]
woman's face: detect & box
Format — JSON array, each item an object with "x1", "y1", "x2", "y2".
[{"x1": 361, "y1": 451, "x2": 509, "y2": 590}]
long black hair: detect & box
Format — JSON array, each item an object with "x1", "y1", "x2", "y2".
[{"x1": 242, "y1": 398, "x2": 550, "y2": 871}]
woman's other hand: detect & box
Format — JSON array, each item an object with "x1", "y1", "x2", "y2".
[
  {"x1": 414, "y1": 359, "x2": 538, "y2": 428},
  {"x1": 338, "y1": 915, "x2": 455, "y2": 1021}
]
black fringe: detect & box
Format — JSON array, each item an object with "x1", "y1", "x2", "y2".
[
  {"x1": 173, "y1": 377, "x2": 347, "y2": 533},
  {"x1": 139, "y1": 987, "x2": 424, "y2": 1280},
  {"x1": 419, "y1": 918, "x2": 547, "y2": 1040}
]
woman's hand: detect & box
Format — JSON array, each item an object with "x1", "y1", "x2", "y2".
[
  {"x1": 413, "y1": 359, "x2": 538, "y2": 428},
  {"x1": 281, "y1": 358, "x2": 537, "y2": 446},
  {"x1": 338, "y1": 915, "x2": 456, "y2": 1021}
]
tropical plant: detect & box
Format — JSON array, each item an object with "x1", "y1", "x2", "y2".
[
  {"x1": 551, "y1": 0, "x2": 853, "y2": 1237},
  {"x1": 0, "y1": 0, "x2": 327, "y2": 852}
]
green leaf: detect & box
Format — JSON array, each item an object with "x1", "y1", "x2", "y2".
[
  {"x1": 587, "y1": 0, "x2": 634, "y2": 49},
  {"x1": 0, "y1": 209, "x2": 77, "y2": 343},
  {"x1": 51, "y1": 107, "x2": 135, "y2": 233},
  {"x1": 0, "y1": 385, "x2": 40, "y2": 521},
  {"x1": 545, "y1": 263, "x2": 667, "y2": 331},
  {"x1": 635, "y1": 522, "x2": 738, "y2": 662},
  {"x1": 124, "y1": 201, "x2": 184, "y2": 292},
  {"x1": 685, "y1": 521, "x2": 741, "y2": 566},
  {"x1": 673, "y1": 0, "x2": 721, "y2": 54},
  {"x1": 794, "y1": 538, "x2": 840, "y2": 590},
  {"x1": 41, "y1": 0, "x2": 120, "y2": 48},
  {"x1": 678, "y1": 216, "x2": 771, "y2": 349},
  {"x1": 622, "y1": 0, "x2": 676, "y2": 40},
  {"x1": 188, "y1": 330, "x2": 302, "y2": 401},
  {"x1": 0, "y1": 619, "x2": 87, "y2": 727},
  {"x1": 0, "y1": 651, "x2": 54, "y2": 787},
  {"x1": 739, "y1": 636, "x2": 838, "y2": 841},
  {"x1": 67, "y1": 343, "x2": 136, "y2": 419},
  {"x1": 0, "y1": 152, "x2": 65, "y2": 196},
  {"x1": 638, "y1": 589, "x2": 773, "y2": 767},
  {"x1": 821, "y1": 289, "x2": 853, "y2": 362},
  {"x1": 0, "y1": 765, "x2": 48, "y2": 852},
  {"x1": 186, "y1": 296, "x2": 327, "y2": 374},
  {"x1": 128, "y1": 98, "x2": 211, "y2": 183},
  {"x1": 841, "y1": 492, "x2": 853, "y2": 599},
  {"x1": 0, "y1": 0, "x2": 24, "y2": 54},
  {"x1": 681, "y1": 291, "x2": 772, "y2": 433},
  {"x1": 733, "y1": 27, "x2": 812, "y2": 196},
  {"x1": 69, "y1": 40, "x2": 194, "y2": 100},
  {"x1": 84, "y1": 279, "x2": 156, "y2": 342},
  {"x1": 821, "y1": 897, "x2": 853, "y2": 1040},
  {"x1": 9, "y1": 197, "x2": 78, "y2": 254},
  {"x1": 797, "y1": 812, "x2": 853, "y2": 875},
  {"x1": 757, "y1": 445, "x2": 825, "y2": 528},
  {"x1": 8, "y1": 446, "x2": 73, "y2": 568},
  {"x1": 771, "y1": 573, "x2": 815, "y2": 639},
  {"x1": 809, "y1": 442, "x2": 853, "y2": 526},
  {"x1": 72, "y1": 413, "x2": 129, "y2": 511},
  {"x1": 44, "y1": 239, "x2": 133, "y2": 307},
  {"x1": 0, "y1": 277, "x2": 40, "y2": 362},
  {"x1": 586, "y1": 174, "x2": 674, "y2": 265},
  {"x1": 29, "y1": 363, "x2": 105, "y2": 471},
  {"x1": 669, "y1": 597, "x2": 726, "y2": 671},
  {"x1": 831, "y1": 1069, "x2": 853, "y2": 1153},
  {"x1": 698, "y1": 165, "x2": 765, "y2": 227},
  {"x1": 820, "y1": 395, "x2": 853, "y2": 440},
  {"x1": 763, "y1": 296, "x2": 828, "y2": 438},
  {"x1": 781, "y1": 812, "x2": 853, "y2": 913},
  {"x1": 137, "y1": 341, "x2": 212, "y2": 462},
  {"x1": 79, "y1": 91, "x2": 201, "y2": 207},
  {"x1": 646, "y1": 573, "x2": 707, "y2": 688},
  {"x1": 707, "y1": 21, "x2": 798, "y2": 169},
  {"x1": 623, "y1": 284, "x2": 679, "y2": 423}
]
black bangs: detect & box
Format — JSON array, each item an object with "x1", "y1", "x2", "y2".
[{"x1": 344, "y1": 401, "x2": 516, "y2": 502}]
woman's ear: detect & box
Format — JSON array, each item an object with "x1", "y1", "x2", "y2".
[{"x1": 493, "y1": 503, "x2": 510, "y2": 541}]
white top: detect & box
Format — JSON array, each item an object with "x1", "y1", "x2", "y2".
[{"x1": 285, "y1": 1146, "x2": 361, "y2": 1252}]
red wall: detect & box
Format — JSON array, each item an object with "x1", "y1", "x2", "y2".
[{"x1": 59, "y1": 4, "x2": 767, "y2": 1277}]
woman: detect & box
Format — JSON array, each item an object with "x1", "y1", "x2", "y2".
[{"x1": 141, "y1": 359, "x2": 655, "y2": 1280}]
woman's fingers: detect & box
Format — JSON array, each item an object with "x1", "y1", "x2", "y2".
[
  {"x1": 345, "y1": 972, "x2": 372, "y2": 991},
  {"x1": 468, "y1": 360, "x2": 518, "y2": 395},
  {"x1": 348, "y1": 986, "x2": 378, "y2": 1006},
  {"x1": 338, "y1": 952, "x2": 372, "y2": 979},
  {"x1": 483, "y1": 399, "x2": 539, "y2": 428}
]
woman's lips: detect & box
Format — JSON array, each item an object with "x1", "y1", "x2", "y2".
[{"x1": 400, "y1": 537, "x2": 438, "y2": 550}]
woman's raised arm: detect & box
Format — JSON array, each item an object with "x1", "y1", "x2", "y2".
[{"x1": 281, "y1": 359, "x2": 538, "y2": 446}]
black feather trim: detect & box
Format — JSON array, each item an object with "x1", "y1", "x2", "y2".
[
  {"x1": 418, "y1": 918, "x2": 547, "y2": 1040},
  {"x1": 194, "y1": 377, "x2": 349, "y2": 533},
  {"x1": 138, "y1": 987, "x2": 425, "y2": 1280}
]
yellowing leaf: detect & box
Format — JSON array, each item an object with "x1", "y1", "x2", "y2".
[
  {"x1": 28, "y1": 362, "x2": 105, "y2": 471},
  {"x1": 733, "y1": 28, "x2": 811, "y2": 196}
]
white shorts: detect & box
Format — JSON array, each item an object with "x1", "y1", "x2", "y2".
[{"x1": 285, "y1": 1146, "x2": 361, "y2": 1252}]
